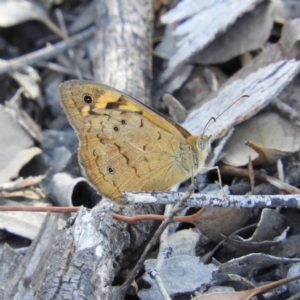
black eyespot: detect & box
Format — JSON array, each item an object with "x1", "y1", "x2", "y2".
[
  {"x1": 113, "y1": 126, "x2": 119, "y2": 132},
  {"x1": 107, "y1": 167, "x2": 114, "y2": 173},
  {"x1": 83, "y1": 95, "x2": 93, "y2": 104},
  {"x1": 121, "y1": 120, "x2": 126, "y2": 125}
]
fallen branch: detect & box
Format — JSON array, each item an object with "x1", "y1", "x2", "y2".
[
  {"x1": 1, "y1": 192, "x2": 300, "y2": 215},
  {"x1": 219, "y1": 165, "x2": 300, "y2": 194},
  {"x1": 120, "y1": 192, "x2": 300, "y2": 208},
  {"x1": 0, "y1": 26, "x2": 95, "y2": 74}
]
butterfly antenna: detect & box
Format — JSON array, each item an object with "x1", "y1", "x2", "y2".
[
  {"x1": 202, "y1": 95, "x2": 249, "y2": 135},
  {"x1": 202, "y1": 117, "x2": 216, "y2": 135},
  {"x1": 215, "y1": 95, "x2": 249, "y2": 121}
]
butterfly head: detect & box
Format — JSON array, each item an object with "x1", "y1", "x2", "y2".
[
  {"x1": 186, "y1": 134, "x2": 211, "y2": 173},
  {"x1": 197, "y1": 134, "x2": 211, "y2": 154}
]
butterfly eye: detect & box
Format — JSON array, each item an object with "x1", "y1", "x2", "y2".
[
  {"x1": 198, "y1": 138, "x2": 206, "y2": 150},
  {"x1": 121, "y1": 120, "x2": 126, "y2": 125},
  {"x1": 83, "y1": 95, "x2": 93, "y2": 104},
  {"x1": 113, "y1": 126, "x2": 119, "y2": 132}
]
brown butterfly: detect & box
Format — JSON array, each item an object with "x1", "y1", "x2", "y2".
[{"x1": 59, "y1": 80, "x2": 211, "y2": 201}]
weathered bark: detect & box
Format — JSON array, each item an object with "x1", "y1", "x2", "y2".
[
  {"x1": 4, "y1": 213, "x2": 61, "y2": 299},
  {"x1": 0, "y1": 245, "x2": 23, "y2": 298},
  {"x1": 93, "y1": 0, "x2": 153, "y2": 104},
  {"x1": 37, "y1": 203, "x2": 160, "y2": 300},
  {"x1": 1, "y1": 203, "x2": 161, "y2": 299}
]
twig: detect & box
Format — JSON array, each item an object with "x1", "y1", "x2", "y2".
[
  {"x1": 277, "y1": 159, "x2": 285, "y2": 182},
  {"x1": 2, "y1": 192, "x2": 300, "y2": 215},
  {"x1": 0, "y1": 206, "x2": 79, "y2": 213},
  {"x1": 226, "y1": 274, "x2": 257, "y2": 289},
  {"x1": 271, "y1": 97, "x2": 300, "y2": 127},
  {"x1": 117, "y1": 183, "x2": 197, "y2": 298},
  {"x1": 55, "y1": 8, "x2": 83, "y2": 79},
  {"x1": 35, "y1": 62, "x2": 93, "y2": 79},
  {"x1": 0, "y1": 26, "x2": 95, "y2": 75},
  {"x1": 148, "y1": 269, "x2": 171, "y2": 300},
  {"x1": 248, "y1": 157, "x2": 255, "y2": 194},
  {"x1": 152, "y1": 205, "x2": 173, "y2": 299},
  {"x1": 6, "y1": 88, "x2": 44, "y2": 142},
  {"x1": 219, "y1": 165, "x2": 300, "y2": 194},
  {"x1": 120, "y1": 192, "x2": 300, "y2": 208}
]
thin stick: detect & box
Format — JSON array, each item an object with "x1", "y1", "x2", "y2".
[
  {"x1": 219, "y1": 165, "x2": 300, "y2": 194},
  {"x1": 0, "y1": 206, "x2": 79, "y2": 213},
  {"x1": 120, "y1": 191, "x2": 300, "y2": 208},
  {"x1": 0, "y1": 26, "x2": 95, "y2": 75},
  {"x1": 2, "y1": 192, "x2": 300, "y2": 215}
]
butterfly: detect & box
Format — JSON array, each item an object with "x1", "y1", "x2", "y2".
[{"x1": 59, "y1": 80, "x2": 211, "y2": 201}]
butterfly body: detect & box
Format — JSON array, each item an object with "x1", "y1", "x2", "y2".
[{"x1": 59, "y1": 80, "x2": 210, "y2": 201}]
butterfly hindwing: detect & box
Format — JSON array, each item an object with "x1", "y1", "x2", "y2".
[{"x1": 78, "y1": 110, "x2": 190, "y2": 200}]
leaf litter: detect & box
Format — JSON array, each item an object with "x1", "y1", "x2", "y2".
[{"x1": 0, "y1": 0, "x2": 300, "y2": 299}]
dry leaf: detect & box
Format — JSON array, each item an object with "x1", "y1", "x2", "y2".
[
  {"x1": 162, "y1": 93, "x2": 187, "y2": 123},
  {"x1": 272, "y1": 0, "x2": 290, "y2": 23},
  {"x1": 222, "y1": 112, "x2": 300, "y2": 166},
  {"x1": 10, "y1": 67, "x2": 41, "y2": 100},
  {"x1": 6, "y1": 88, "x2": 44, "y2": 142},
  {"x1": 0, "y1": 0, "x2": 66, "y2": 39},
  {"x1": 154, "y1": 23, "x2": 178, "y2": 60},
  {"x1": 224, "y1": 208, "x2": 289, "y2": 255},
  {"x1": 0, "y1": 175, "x2": 45, "y2": 191},
  {"x1": 280, "y1": 0, "x2": 300, "y2": 20},
  {"x1": 190, "y1": 207, "x2": 251, "y2": 242},
  {"x1": 173, "y1": 66, "x2": 226, "y2": 110},
  {"x1": 159, "y1": 0, "x2": 263, "y2": 80},
  {"x1": 0, "y1": 106, "x2": 42, "y2": 183},
  {"x1": 246, "y1": 140, "x2": 295, "y2": 165},
  {"x1": 213, "y1": 253, "x2": 300, "y2": 281},
  {"x1": 279, "y1": 74, "x2": 300, "y2": 115},
  {"x1": 138, "y1": 256, "x2": 216, "y2": 299},
  {"x1": 167, "y1": 229, "x2": 200, "y2": 256},
  {"x1": 191, "y1": 1, "x2": 274, "y2": 64},
  {"x1": 0, "y1": 199, "x2": 46, "y2": 240},
  {"x1": 0, "y1": 147, "x2": 42, "y2": 184},
  {"x1": 152, "y1": 64, "x2": 194, "y2": 109}
]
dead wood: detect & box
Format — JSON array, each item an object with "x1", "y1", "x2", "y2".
[
  {"x1": 93, "y1": 0, "x2": 154, "y2": 104},
  {"x1": 3, "y1": 213, "x2": 61, "y2": 299},
  {"x1": 39, "y1": 203, "x2": 160, "y2": 300}
]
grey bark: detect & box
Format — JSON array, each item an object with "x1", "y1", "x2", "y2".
[{"x1": 93, "y1": 0, "x2": 153, "y2": 104}]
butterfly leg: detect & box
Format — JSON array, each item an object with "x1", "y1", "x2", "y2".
[{"x1": 202, "y1": 166, "x2": 229, "y2": 197}]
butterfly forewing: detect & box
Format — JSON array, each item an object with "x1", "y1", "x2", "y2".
[{"x1": 59, "y1": 80, "x2": 198, "y2": 201}]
